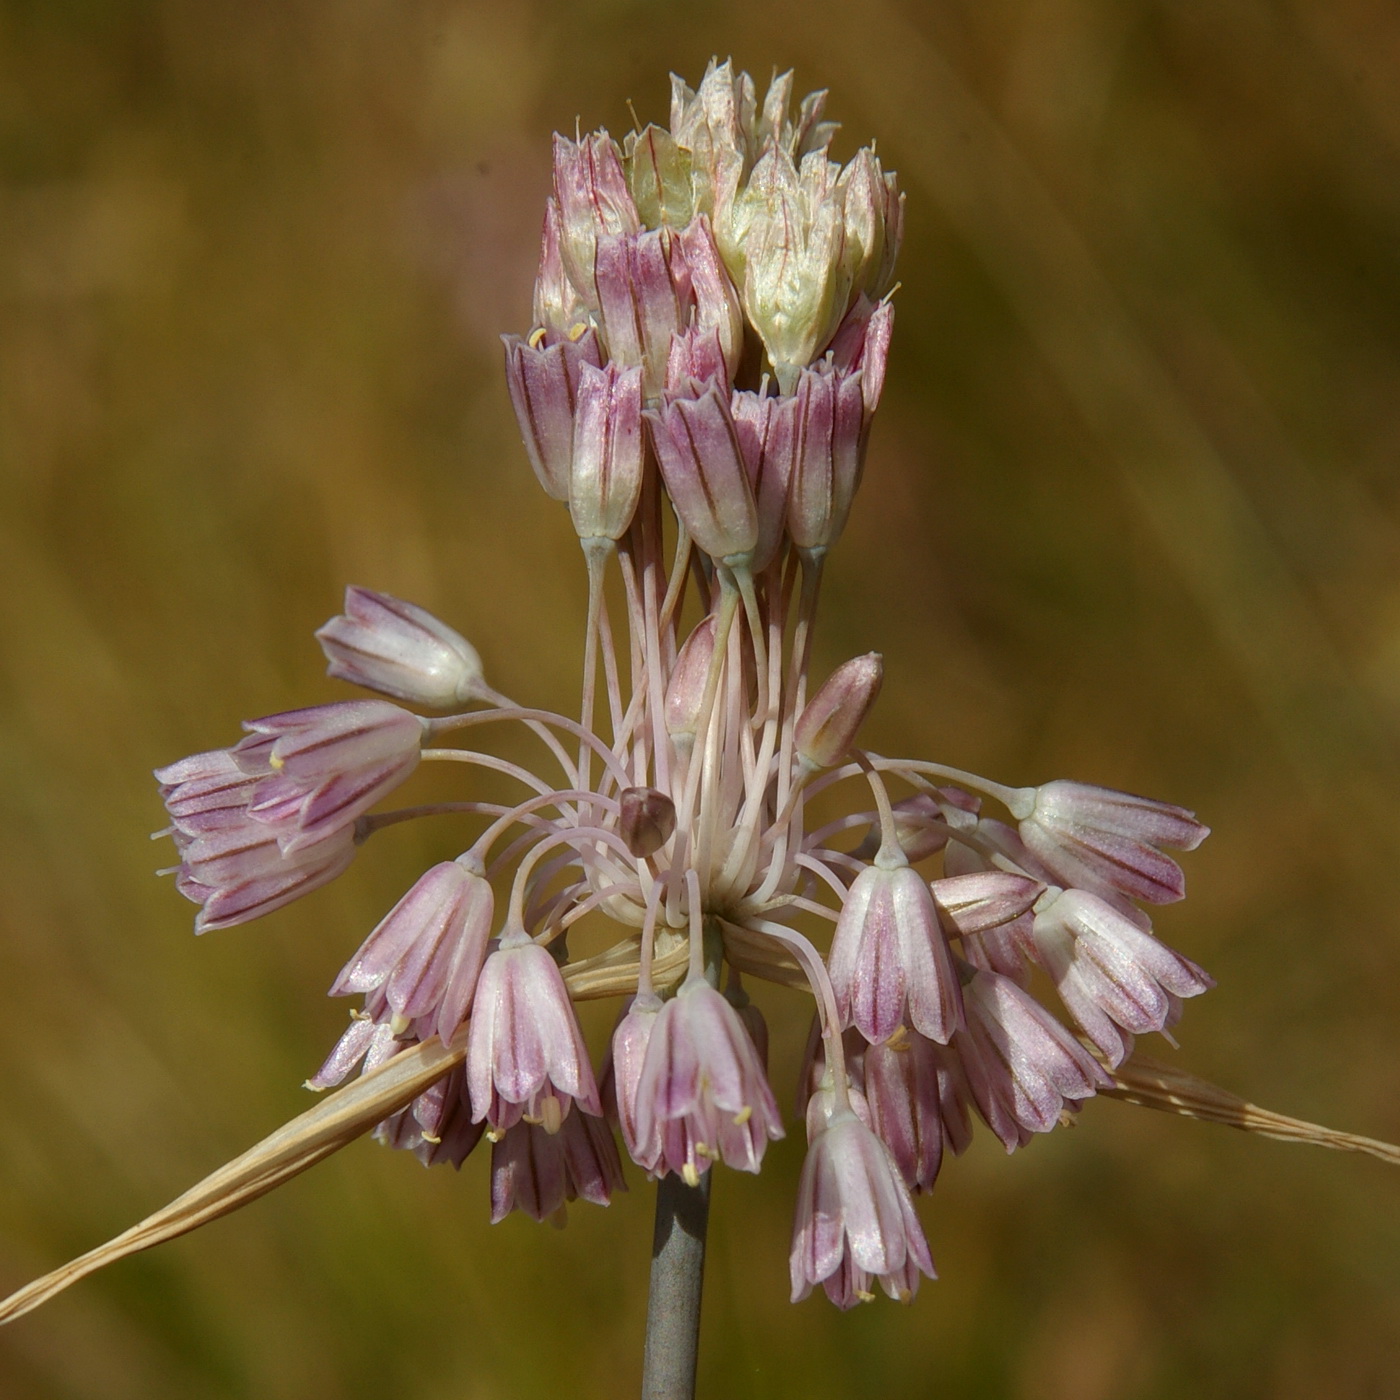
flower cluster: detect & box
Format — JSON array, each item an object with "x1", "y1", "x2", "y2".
[{"x1": 155, "y1": 61, "x2": 1211, "y2": 1308}]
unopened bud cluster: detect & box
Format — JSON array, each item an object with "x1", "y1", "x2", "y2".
[{"x1": 155, "y1": 61, "x2": 1212, "y2": 1309}]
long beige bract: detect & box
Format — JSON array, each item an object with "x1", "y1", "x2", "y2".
[
  {"x1": 1102, "y1": 1056, "x2": 1400, "y2": 1165},
  {"x1": 3, "y1": 1023, "x2": 1395, "y2": 1326},
  {"x1": 0, "y1": 1028, "x2": 468, "y2": 1325}
]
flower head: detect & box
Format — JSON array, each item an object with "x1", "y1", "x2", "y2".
[{"x1": 143, "y1": 61, "x2": 1213, "y2": 1313}]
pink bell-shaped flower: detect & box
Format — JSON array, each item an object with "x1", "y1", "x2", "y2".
[
  {"x1": 1031, "y1": 887, "x2": 1213, "y2": 1066},
  {"x1": 315, "y1": 587, "x2": 486, "y2": 710},
  {"x1": 232, "y1": 699, "x2": 426, "y2": 854},
  {"x1": 828, "y1": 855, "x2": 964, "y2": 1046},
  {"x1": 633, "y1": 975, "x2": 783, "y2": 1184},
  {"x1": 790, "y1": 1087, "x2": 935, "y2": 1308},
  {"x1": 330, "y1": 858, "x2": 493, "y2": 1045},
  {"x1": 467, "y1": 927, "x2": 602, "y2": 1135}
]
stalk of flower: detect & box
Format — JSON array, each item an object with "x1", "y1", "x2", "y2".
[{"x1": 14, "y1": 57, "x2": 1395, "y2": 1400}]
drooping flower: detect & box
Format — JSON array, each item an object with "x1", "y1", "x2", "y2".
[
  {"x1": 1031, "y1": 886, "x2": 1214, "y2": 1066},
  {"x1": 790, "y1": 1088, "x2": 935, "y2": 1308},
  {"x1": 329, "y1": 858, "x2": 493, "y2": 1045},
  {"x1": 467, "y1": 927, "x2": 602, "y2": 1135},
  {"x1": 1011, "y1": 780, "x2": 1210, "y2": 905},
  {"x1": 955, "y1": 966, "x2": 1109, "y2": 1150},
  {"x1": 862, "y1": 1028, "x2": 973, "y2": 1194},
  {"x1": 828, "y1": 856, "x2": 964, "y2": 1046},
  {"x1": 490, "y1": 1111, "x2": 626, "y2": 1224},
  {"x1": 633, "y1": 975, "x2": 784, "y2": 1184}
]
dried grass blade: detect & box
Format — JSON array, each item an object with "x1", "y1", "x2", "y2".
[
  {"x1": 1104, "y1": 1054, "x2": 1400, "y2": 1165},
  {"x1": 0, "y1": 1032, "x2": 466, "y2": 1326}
]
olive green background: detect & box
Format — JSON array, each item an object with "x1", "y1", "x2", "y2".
[{"x1": 2, "y1": 1, "x2": 1399, "y2": 1396}]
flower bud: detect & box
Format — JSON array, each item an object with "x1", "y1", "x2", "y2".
[
  {"x1": 840, "y1": 148, "x2": 904, "y2": 301},
  {"x1": 741, "y1": 147, "x2": 851, "y2": 385},
  {"x1": 828, "y1": 295, "x2": 894, "y2": 420},
  {"x1": 646, "y1": 382, "x2": 758, "y2": 565},
  {"x1": 569, "y1": 361, "x2": 645, "y2": 544},
  {"x1": 502, "y1": 328, "x2": 604, "y2": 502},
  {"x1": 677, "y1": 215, "x2": 743, "y2": 383},
  {"x1": 316, "y1": 586, "x2": 486, "y2": 709},
  {"x1": 731, "y1": 389, "x2": 799, "y2": 574},
  {"x1": 593, "y1": 228, "x2": 690, "y2": 398},
  {"x1": 853, "y1": 792, "x2": 955, "y2": 863},
  {"x1": 551, "y1": 131, "x2": 639, "y2": 308},
  {"x1": 624, "y1": 124, "x2": 695, "y2": 229},
  {"x1": 532, "y1": 200, "x2": 592, "y2": 341},
  {"x1": 665, "y1": 616, "x2": 717, "y2": 741},
  {"x1": 669, "y1": 60, "x2": 753, "y2": 252},
  {"x1": 794, "y1": 653, "x2": 883, "y2": 770},
  {"x1": 608, "y1": 994, "x2": 662, "y2": 1171},
  {"x1": 618, "y1": 785, "x2": 677, "y2": 858},
  {"x1": 929, "y1": 870, "x2": 1044, "y2": 937},
  {"x1": 665, "y1": 326, "x2": 730, "y2": 394},
  {"x1": 787, "y1": 361, "x2": 866, "y2": 557}
]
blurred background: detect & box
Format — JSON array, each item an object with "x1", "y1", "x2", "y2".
[{"x1": 2, "y1": 1, "x2": 1399, "y2": 1396}]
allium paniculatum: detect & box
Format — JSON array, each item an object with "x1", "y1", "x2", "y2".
[{"x1": 154, "y1": 59, "x2": 1212, "y2": 1307}]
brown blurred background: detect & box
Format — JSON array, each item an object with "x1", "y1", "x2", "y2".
[{"x1": 2, "y1": 1, "x2": 1399, "y2": 1396}]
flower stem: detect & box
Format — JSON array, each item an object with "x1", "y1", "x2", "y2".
[
  {"x1": 642, "y1": 1170, "x2": 711, "y2": 1400},
  {"x1": 641, "y1": 916, "x2": 724, "y2": 1399}
]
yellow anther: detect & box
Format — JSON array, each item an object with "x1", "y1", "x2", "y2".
[
  {"x1": 886, "y1": 1024, "x2": 912, "y2": 1053},
  {"x1": 269, "y1": 753, "x2": 284, "y2": 771},
  {"x1": 731, "y1": 1105, "x2": 753, "y2": 1127},
  {"x1": 389, "y1": 1012, "x2": 412, "y2": 1037},
  {"x1": 682, "y1": 1163, "x2": 701, "y2": 1188},
  {"x1": 528, "y1": 326, "x2": 547, "y2": 349}
]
